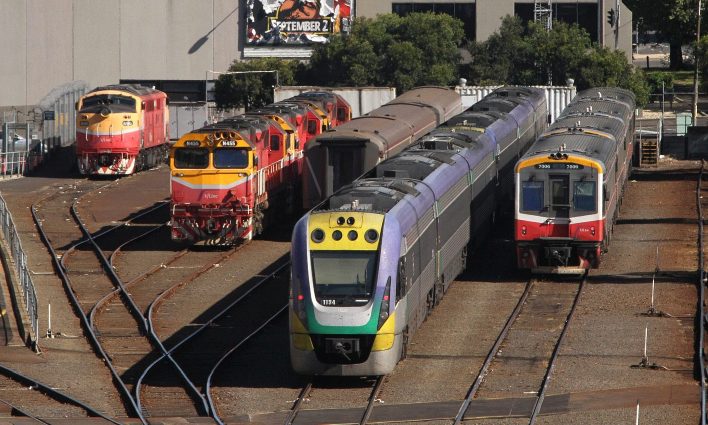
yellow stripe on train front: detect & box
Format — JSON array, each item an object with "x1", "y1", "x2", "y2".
[{"x1": 515, "y1": 154, "x2": 604, "y2": 173}]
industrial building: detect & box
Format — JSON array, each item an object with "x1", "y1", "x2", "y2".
[{"x1": 0, "y1": 0, "x2": 631, "y2": 110}]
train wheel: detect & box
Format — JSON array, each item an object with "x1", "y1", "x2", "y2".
[{"x1": 426, "y1": 288, "x2": 435, "y2": 317}]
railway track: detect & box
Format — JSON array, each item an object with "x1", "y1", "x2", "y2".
[
  {"x1": 0, "y1": 362, "x2": 120, "y2": 423},
  {"x1": 283, "y1": 375, "x2": 385, "y2": 425},
  {"x1": 454, "y1": 274, "x2": 587, "y2": 423}
]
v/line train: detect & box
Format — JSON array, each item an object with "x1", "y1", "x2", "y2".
[
  {"x1": 302, "y1": 86, "x2": 464, "y2": 209},
  {"x1": 289, "y1": 87, "x2": 548, "y2": 375},
  {"x1": 75, "y1": 84, "x2": 169, "y2": 175},
  {"x1": 169, "y1": 92, "x2": 351, "y2": 244},
  {"x1": 515, "y1": 87, "x2": 636, "y2": 274}
]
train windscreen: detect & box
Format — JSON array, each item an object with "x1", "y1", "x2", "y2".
[
  {"x1": 174, "y1": 148, "x2": 209, "y2": 169},
  {"x1": 214, "y1": 148, "x2": 249, "y2": 169},
  {"x1": 310, "y1": 251, "x2": 376, "y2": 306},
  {"x1": 81, "y1": 95, "x2": 136, "y2": 112}
]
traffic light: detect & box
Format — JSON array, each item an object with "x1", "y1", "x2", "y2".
[{"x1": 607, "y1": 8, "x2": 616, "y2": 27}]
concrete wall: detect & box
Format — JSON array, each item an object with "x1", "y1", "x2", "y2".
[
  {"x1": 1, "y1": 0, "x2": 241, "y2": 107},
  {"x1": 1, "y1": 0, "x2": 633, "y2": 109}
]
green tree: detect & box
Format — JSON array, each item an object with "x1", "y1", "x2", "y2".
[
  {"x1": 306, "y1": 12, "x2": 464, "y2": 92},
  {"x1": 467, "y1": 16, "x2": 650, "y2": 107},
  {"x1": 624, "y1": 0, "x2": 697, "y2": 69},
  {"x1": 215, "y1": 58, "x2": 298, "y2": 109}
]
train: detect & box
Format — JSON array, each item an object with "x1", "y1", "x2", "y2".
[
  {"x1": 289, "y1": 86, "x2": 548, "y2": 375},
  {"x1": 302, "y1": 86, "x2": 464, "y2": 209},
  {"x1": 75, "y1": 84, "x2": 169, "y2": 175},
  {"x1": 169, "y1": 91, "x2": 351, "y2": 244},
  {"x1": 514, "y1": 87, "x2": 636, "y2": 274}
]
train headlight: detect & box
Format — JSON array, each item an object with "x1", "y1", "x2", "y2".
[
  {"x1": 377, "y1": 277, "x2": 392, "y2": 330},
  {"x1": 364, "y1": 229, "x2": 379, "y2": 243},
  {"x1": 332, "y1": 230, "x2": 342, "y2": 241},
  {"x1": 122, "y1": 120, "x2": 133, "y2": 126},
  {"x1": 337, "y1": 217, "x2": 345, "y2": 225},
  {"x1": 311, "y1": 228, "x2": 325, "y2": 243},
  {"x1": 521, "y1": 225, "x2": 527, "y2": 235},
  {"x1": 590, "y1": 226, "x2": 596, "y2": 235},
  {"x1": 347, "y1": 230, "x2": 358, "y2": 241}
]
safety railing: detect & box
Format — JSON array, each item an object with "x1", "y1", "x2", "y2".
[{"x1": 0, "y1": 193, "x2": 39, "y2": 350}]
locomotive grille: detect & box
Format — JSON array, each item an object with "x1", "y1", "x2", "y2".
[{"x1": 311, "y1": 334, "x2": 376, "y2": 364}]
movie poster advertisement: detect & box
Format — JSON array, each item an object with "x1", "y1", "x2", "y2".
[{"x1": 246, "y1": 0, "x2": 352, "y2": 45}]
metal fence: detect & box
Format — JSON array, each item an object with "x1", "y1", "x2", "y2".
[
  {"x1": 455, "y1": 84, "x2": 577, "y2": 123},
  {"x1": 0, "y1": 193, "x2": 38, "y2": 350}
]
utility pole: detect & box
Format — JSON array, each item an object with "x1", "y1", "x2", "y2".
[
  {"x1": 693, "y1": 0, "x2": 702, "y2": 126},
  {"x1": 534, "y1": 0, "x2": 553, "y2": 85}
]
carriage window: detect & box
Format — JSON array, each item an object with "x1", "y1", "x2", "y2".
[
  {"x1": 174, "y1": 148, "x2": 209, "y2": 169},
  {"x1": 521, "y1": 181, "x2": 544, "y2": 211},
  {"x1": 307, "y1": 120, "x2": 318, "y2": 134},
  {"x1": 214, "y1": 148, "x2": 249, "y2": 169},
  {"x1": 311, "y1": 251, "x2": 377, "y2": 304},
  {"x1": 270, "y1": 135, "x2": 281, "y2": 151},
  {"x1": 573, "y1": 181, "x2": 596, "y2": 212}
]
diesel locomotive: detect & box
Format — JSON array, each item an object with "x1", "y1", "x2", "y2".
[
  {"x1": 514, "y1": 87, "x2": 636, "y2": 274},
  {"x1": 302, "y1": 86, "x2": 463, "y2": 209},
  {"x1": 75, "y1": 84, "x2": 169, "y2": 175},
  {"x1": 170, "y1": 91, "x2": 351, "y2": 244},
  {"x1": 289, "y1": 87, "x2": 548, "y2": 375}
]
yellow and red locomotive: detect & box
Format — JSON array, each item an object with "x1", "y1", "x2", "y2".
[
  {"x1": 515, "y1": 87, "x2": 636, "y2": 273},
  {"x1": 76, "y1": 84, "x2": 169, "y2": 175},
  {"x1": 169, "y1": 92, "x2": 350, "y2": 244}
]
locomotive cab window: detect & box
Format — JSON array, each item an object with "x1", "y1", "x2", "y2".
[
  {"x1": 310, "y1": 251, "x2": 377, "y2": 306},
  {"x1": 521, "y1": 180, "x2": 544, "y2": 212},
  {"x1": 307, "y1": 120, "x2": 318, "y2": 135},
  {"x1": 337, "y1": 107, "x2": 347, "y2": 122},
  {"x1": 174, "y1": 148, "x2": 209, "y2": 169},
  {"x1": 573, "y1": 181, "x2": 596, "y2": 212},
  {"x1": 81, "y1": 95, "x2": 136, "y2": 112},
  {"x1": 214, "y1": 148, "x2": 249, "y2": 169},
  {"x1": 270, "y1": 135, "x2": 281, "y2": 151}
]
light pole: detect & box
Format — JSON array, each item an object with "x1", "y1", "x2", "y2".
[
  {"x1": 693, "y1": 0, "x2": 702, "y2": 126},
  {"x1": 204, "y1": 69, "x2": 280, "y2": 123}
]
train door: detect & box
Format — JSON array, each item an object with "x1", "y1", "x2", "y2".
[
  {"x1": 546, "y1": 174, "x2": 570, "y2": 237},
  {"x1": 328, "y1": 146, "x2": 363, "y2": 195}
]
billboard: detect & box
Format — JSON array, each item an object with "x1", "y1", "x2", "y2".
[{"x1": 246, "y1": 0, "x2": 352, "y2": 45}]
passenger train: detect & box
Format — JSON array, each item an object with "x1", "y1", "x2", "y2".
[
  {"x1": 289, "y1": 87, "x2": 548, "y2": 375},
  {"x1": 514, "y1": 87, "x2": 636, "y2": 274},
  {"x1": 169, "y1": 91, "x2": 351, "y2": 244},
  {"x1": 302, "y1": 86, "x2": 463, "y2": 209},
  {"x1": 75, "y1": 84, "x2": 169, "y2": 175}
]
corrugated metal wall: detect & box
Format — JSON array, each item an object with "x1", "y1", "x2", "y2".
[
  {"x1": 456, "y1": 85, "x2": 578, "y2": 123},
  {"x1": 274, "y1": 86, "x2": 397, "y2": 118}
]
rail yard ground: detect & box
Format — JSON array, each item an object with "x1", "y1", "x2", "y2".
[{"x1": 0, "y1": 154, "x2": 702, "y2": 423}]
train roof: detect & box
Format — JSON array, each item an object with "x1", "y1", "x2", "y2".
[
  {"x1": 470, "y1": 98, "x2": 523, "y2": 114},
  {"x1": 560, "y1": 100, "x2": 633, "y2": 118},
  {"x1": 321, "y1": 178, "x2": 419, "y2": 213},
  {"x1": 523, "y1": 129, "x2": 617, "y2": 165},
  {"x1": 574, "y1": 87, "x2": 636, "y2": 106},
  {"x1": 389, "y1": 86, "x2": 463, "y2": 123},
  {"x1": 88, "y1": 84, "x2": 162, "y2": 97},
  {"x1": 444, "y1": 111, "x2": 506, "y2": 129},
  {"x1": 550, "y1": 114, "x2": 627, "y2": 136}
]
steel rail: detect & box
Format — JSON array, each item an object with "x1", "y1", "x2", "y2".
[
  {"x1": 69, "y1": 203, "x2": 210, "y2": 415},
  {"x1": 359, "y1": 375, "x2": 385, "y2": 425},
  {"x1": 0, "y1": 362, "x2": 120, "y2": 424},
  {"x1": 453, "y1": 279, "x2": 534, "y2": 424},
  {"x1": 31, "y1": 190, "x2": 147, "y2": 423},
  {"x1": 283, "y1": 381, "x2": 313, "y2": 425},
  {"x1": 697, "y1": 160, "x2": 706, "y2": 425},
  {"x1": 0, "y1": 397, "x2": 46, "y2": 424},
  {"x1": 207, "y1": 304, "x2": 289, "y2": 424},
  {"x1": 528, "y1": 271, "x2": 588, "y2": 424},
  {"x1": 135, "y1": 249, "x2": 283, "y2": 416}
]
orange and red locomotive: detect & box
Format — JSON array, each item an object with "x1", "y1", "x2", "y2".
[
  {"x1": 76, "y1": 84, "x2": 169, "y2": 175},
  {"x1": 169, "y1": 91, "x2": 350, "y2": 244}
]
